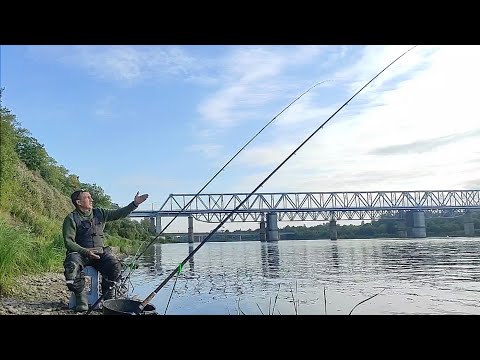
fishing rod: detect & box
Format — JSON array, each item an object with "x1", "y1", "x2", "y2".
[
  {"x1": 135, "y1": 45, "x2": 418, "y2": 315},
  {"x1": 85, "y1": 79, "x2": 331, "y2": 314},
  {"x1": 123, "y1": 79, "x2": 332, "y2": 273}
]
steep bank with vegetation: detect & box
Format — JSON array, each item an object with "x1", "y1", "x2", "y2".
[{"x1": 0, "y1": 89, "x2": 156, "y2": 296}]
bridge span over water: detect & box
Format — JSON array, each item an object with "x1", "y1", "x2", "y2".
[{"x1": 128, "y1": 190, "x2": 480, "y2": 240}]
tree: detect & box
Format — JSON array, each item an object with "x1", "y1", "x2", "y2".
[
  {"x1": 80, "y1": 183, "x2": 113, "y2": 208},
  {"x1": 15, "y1": 133, "x2": 49, "y2": 172}
]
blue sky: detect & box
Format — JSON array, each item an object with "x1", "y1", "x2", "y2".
[{"x1": 2, "y1": 45, "x2": 480, "y2": 232}]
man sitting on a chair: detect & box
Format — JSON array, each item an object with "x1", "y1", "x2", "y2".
[{"x1": 62, "y1": 189, "x2": 148, "y2": 312}]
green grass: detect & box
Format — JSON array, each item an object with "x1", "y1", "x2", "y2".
[
  {"x1": 0, "y1": 214, "x2": 146, "y2": 296},
  {"x1": 0, "y1": 161, "x2": 147, "y2": 296},
  {"x1": 105, "y1": 234, "x2": 145, "y2": 255},
  {"x1": 0, "y1": 218, "x2": 64, "y2": 295}
]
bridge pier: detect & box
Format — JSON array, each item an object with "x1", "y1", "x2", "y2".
[
  {"x1": 266, "y1": 212, "x2": 279, "y2": 241},
  {"x1": 156, "y1": 215, "x2": 162, "y2": 234},
  {"x1": 149, "y1": 216, "x2": 156, "y2": 233},
  {"x1": 406, "y1": 210, "x2": 426, "y2": 238},
  {"x1": 329, "y1": 220, "x2": 337, "y2": 240},
  {"x1": 464, "y1": 210, "x2": 475, "y2": 237},
  {"x1": 149, "y1": 216, "x2": 163, "y2": 234},
  {"x1": 188, "y1": 215, "x2": 194, "y2": 243},
  {"x1": 397, "y1": 219, "x2": 407, "y2": 238},
  {"x1": 259, "y1": 218, "x2": 266, "y2": 242}
]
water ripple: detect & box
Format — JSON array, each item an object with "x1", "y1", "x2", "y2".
[{"x1": 128, "y1": 238, "x2": 480, "y2": 315}]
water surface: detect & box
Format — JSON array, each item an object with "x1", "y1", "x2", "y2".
[{"x1": 126, "y1": 238, "x2": 480, "y2": 315}]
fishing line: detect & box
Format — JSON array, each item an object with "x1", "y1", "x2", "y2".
[
  {"x1": 135, "y1": 45, "x2": 418, "y2": 314},
  {"x1": 86, "y1": 79, "x2": 332, "y2": 314},
  {"x1": 125, "y1": 80, "x2": 332, "y2": 272}
]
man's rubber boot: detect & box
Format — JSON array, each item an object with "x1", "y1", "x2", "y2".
[
  {"x1": 102, "y1": 278, "x2": 116, "y2": 301},
  {"x1": 75, "y1": 291, "x2": 89, "y2": 312},
  {"x1": 103, "y1": 287, "x2": 115, "y2": 301}
]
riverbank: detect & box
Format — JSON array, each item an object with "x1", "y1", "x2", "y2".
[
  {"x1": 0, "y1": 248, "x2": 128, "y2": 315},
  {"x1": 0, "y1": 271, "x2": 85, "y2": 315}
]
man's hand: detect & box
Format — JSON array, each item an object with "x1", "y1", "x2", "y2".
[
  {"x1": 86, "y1": 250, "x2": 101, "y2": 260},
  {"x1": 134, "y1": 191, "x2": 149, "y2": 206}
]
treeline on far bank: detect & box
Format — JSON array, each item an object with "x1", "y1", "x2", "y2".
[
  {"x1": 0, "y1": 90, "x2": 156, "y2": 294},
  {"x1": 216, "y1": 215, "x2": 480, "y2": 240},
  {"x1": 280, "y1": 215, "x2": 480, "y2": 239}
]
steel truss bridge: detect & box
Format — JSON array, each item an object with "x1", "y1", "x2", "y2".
[{"x1": 129, "y1": 190, "x2": 480, "y2": 223}]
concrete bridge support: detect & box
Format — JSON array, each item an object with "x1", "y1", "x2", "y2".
[
  {"x1": 149, "y1": 217, "x2": 156, "y2": 234},
  {"x1": 329, "y1": 220, "x2": 337, "y2": 240},
  {"x1": 266, "y1": 212, "x2": 279, "y2": 241},
  {"x1": 188, "y1": 215, "x2": 194, "y2": 243},
  {"x1": 259, "y1": 218, "x2": 267, "y2": 242},
  {"x1": 406, "y1": 210, "x2": 426, "y2": 238},
  {"x1": 464, "y1": 210, "x2": 475, "y2": 237},
  {"x1": 397, "y1": 219, "x2": 407, "y2": 238},
  {"x1": 155, "y1": 215, "x2": 162, "y2": 234}
]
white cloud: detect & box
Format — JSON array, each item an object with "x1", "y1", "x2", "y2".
[
  {"x1": 28, "y1": 45, "x2": 208, "y2": 84},
  {"x1": 227, "y1": 45, "x2": 480, "y2": 194},
  {"x1": 196, "y1": 45, "x2": 331, "y2": 129},
  {"x1": 186, "y1": 143, "x2": 224, "y2": 159}
]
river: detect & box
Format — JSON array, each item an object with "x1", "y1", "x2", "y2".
[{"x1": 124, "y1": 237, "x2": 480, "y2": 315}]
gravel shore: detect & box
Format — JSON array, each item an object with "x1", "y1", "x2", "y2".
[
  {"x1": 0, "y1": 271, "x2": 89, "y2": 315},
  {"x1": 0, "y1": 247, "x2": 132, "y2": 315}
]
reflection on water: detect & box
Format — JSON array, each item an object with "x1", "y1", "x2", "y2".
[
  {"x1": 331, "y1": 241, "x2": 339, "y2": 269},
  {"x1": 188, "y1": 243, "x2": 195, "y2": 275},
  {"x1": 260, "y1": 241, "x2": 280, "y2": 278},
  {"x1": 141, "y1": 244, "x2": 163, "y2": 274},
  {"x1": 127, "y1": 238, "x2": 480, "y2": 315}
]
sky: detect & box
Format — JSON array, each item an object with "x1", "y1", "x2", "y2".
[{"x1": 1, "y1": 45, "x2": 479, "y2": 233}]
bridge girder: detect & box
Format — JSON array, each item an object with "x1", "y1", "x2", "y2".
[{"x1": 129, "y1": 190, "x2": 480, "y2": 223}]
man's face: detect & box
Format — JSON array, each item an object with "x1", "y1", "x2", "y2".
[{"x1": 77, "y1": 191, "x2": 93, "y2": 210}]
